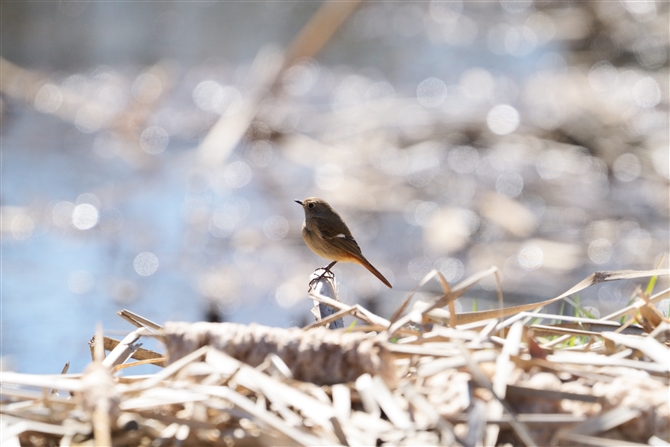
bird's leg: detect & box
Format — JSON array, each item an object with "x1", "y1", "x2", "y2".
[
  {"x1": 309, "y1": 261, "x2": 338, "y2": 290},
  {"x1": 322, "y1": 261, "x2": 338, "y2": 277}
]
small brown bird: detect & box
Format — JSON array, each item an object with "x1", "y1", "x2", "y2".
[{"x1": 295, "y1": 197, "x2": 392, "y2": 288}]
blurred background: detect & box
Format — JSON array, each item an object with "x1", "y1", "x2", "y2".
[{"x1": 2, "y1": 0, "x2": 668, "y2": 374}]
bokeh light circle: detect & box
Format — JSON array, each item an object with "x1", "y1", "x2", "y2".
[
  {"x1": 68, "y1": 270, "x2": 95, "y2": 294},
  {"x1": 139, "y1": 126, "x2": 169, "y2": 154},
  {"x1": 134, "y1": 252, "x2": 159, "y2": 276},
  {"x1": 263, "y1": 215, "x2": 289, "y2": 241},
  {"x1": 587, "y1": 239, "x2": 613, "y2": 264},
  {"x1": 416, "y1": 77, "x2": 448, "y2": 108},
  {"x1": 487, "y1": 104, "x2": 520, "y2": 135},
  {"x1": 72, "y1": 204, "x2": 99, "y2": 230},
  {"x1": 224, "y1": 161, "x2": 252, "y2": 189}
]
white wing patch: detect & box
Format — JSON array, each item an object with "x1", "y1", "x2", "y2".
[{"x1": 335, "y1": 234, "x2": 347, "y2": 238}]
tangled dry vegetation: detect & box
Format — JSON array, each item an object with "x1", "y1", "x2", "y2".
[{"x1": 2, "y1": 267, "x2": 669, "y2": 447}]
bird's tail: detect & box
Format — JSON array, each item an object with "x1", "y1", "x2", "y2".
[{"x1": 356, "y1": 257, "x2": 392, "y2": 288}]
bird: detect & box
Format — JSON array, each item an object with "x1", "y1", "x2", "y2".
[{"x1": 295, "y1": 197, "x2": 392, "y2": 288}]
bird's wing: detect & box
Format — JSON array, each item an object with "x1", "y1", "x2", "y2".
[{"x1": 316, "y1": 218, "x2": 365, "y2": 259}]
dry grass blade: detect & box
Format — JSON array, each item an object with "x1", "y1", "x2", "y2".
[
  {"x1": 649, "y1": 436, "x2": 670, "y2": 446},
  {"x1": 117, "y1": 309, "x2": 163, "y2": 330},
  {"x1": 369, "y1": 376, "x2": 412, "y2": 430},
  {"x1": 198, "y1": 46, "x2": 282, "y2": 167},
  {"x1": 635, "y1": 289, "x2": 667, "y2": 331},
  {"x1": 282, "y1": 0, "x2": 362, "y2": 70},
  {"x1": 194, "y1": 384, "x2": 330, "y2": 446},
  {"x1": 97, "y1": 336, "x2": 165, "y2": 367},
  {"x1": 48, "y1": 362, "x2": 70, "y2": 396},
  {"x1": 129, "y1": 345, "x2": 209, "y2": 391},
  {"x1": 452, "y1": 269, "x2": 669, "y2": 325},
  {"x1": 415, "y1": 350, "x2": 499, "y2": 377},
  {"x1": 505, "y1": 385, "x2": 599, "y2": 403},
  {"x1": 452, "y1": 266, "x2": 500, "y2": 293},
  {"x1": 546, "y1": 351, "x2": 670, "y2": 375},
  {"x1": 529, "y1": 324, "x2": 604, "y2": 337},
  {"x1": 554, "y1": 433, "x2": 651, "y2": 446},
  {"x1": 204, "y1": 349, "x2": 342, "y2": 444},
  {"x1": 80, "y1": 331, "x2": 117, "y2": 447},
  {"x1": 199, "y1": 0, "x2": 362, "y2": 169},
  {"x1": 487, "y1": 320, "x2": 523, "y2": 446},
  {"x1": 0, "y1": 386, "x2": 76, "y2": 404},
  {"x1": 649, "y1": 321, "x2": 670, "y2": 342},
  {"x1": 504, "y1": 312, "x2": 646, "y2": 335},
  {"x1": 100, "y1": 327, "x2": 153, "y2": 369},
  {"x1": 329, "y1": 415, "x2": 350, "y2": 446},
  {"x1": 389, "y1": 267, "x2": 498, "y2": 334},
  {"x1": 354, "y1": 305, "x2": 392, "y2": 328},
  {"x1": 111, "y1": 357, "x2": 166, "y2": 371},
  {"x1": 389, "y1": 269, "x2": 445, "y2": 324},
  {"x1": 552, "y1": 406, "x2": 641, "y2": 443},
  {"x1": 451, "y1": 413, "x2": 589, "y2": 425},
  {"x1": 400, "y1": 381, "x2": 466, "y2": 446},
  {"x1": 601, "y1": 332, "x2": 670, "y2": 367},
  {"x1": 1, "y1": 414, "x2": 90, "y2": 439},
  {"x1": 331, "y1": 384, "x2": 351, "y2": 421},
  {"x1": 456, "y1": 340, "x2": 538, "y2": 447},
  {"x1": 119, "y1": 388, "x2": 209, "y2": 411},
  {"x1": 354, "y1": 374, "x2": 381, "y2": 417},
  {"x1": 465, "y1": 398, "x2": 487, "y2": 447},
  {"x1": 601, "y1": 287, "x2": 670, "y2": 321},
  {"x1": 305, "y1": 307, "x2": 355, "y2": 330},
  {"x1": 383, "y1": 342, "x2": 467, "y2": 358},
  {"x1": 0, "y1": 372, "x2": 83, "y2": 392},
  {"x1": 309, "y1": 291, "x2": 391, "y2": 328}
]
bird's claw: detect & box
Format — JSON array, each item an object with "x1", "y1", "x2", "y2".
[{"x1": 308, "y1": 267, "x2": 336, "y2": 291}]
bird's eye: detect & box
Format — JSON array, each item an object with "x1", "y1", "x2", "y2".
[{"x1": 308, "y1": 203, "x2": 315, "y2": 209}]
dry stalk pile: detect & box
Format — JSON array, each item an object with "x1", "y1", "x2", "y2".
[
  {"x1": 1, "y1": 268, "x2": 669, "y2": 446},
  {"x1": 162, "y1": 322, "x2": 395, "y2": 386}
]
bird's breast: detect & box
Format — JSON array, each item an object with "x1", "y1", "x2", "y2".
[{"x1": 301, "y1": 221, "x2": 350, "y2": 261}]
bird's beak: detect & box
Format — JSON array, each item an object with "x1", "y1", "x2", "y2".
[{"x1": 294, "y1": 200, "x2": 303, "y2": 205}]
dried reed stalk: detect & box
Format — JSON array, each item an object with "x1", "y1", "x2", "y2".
[{"x1": 162, "y1": 321, "x2": 396, "y2": 386}]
